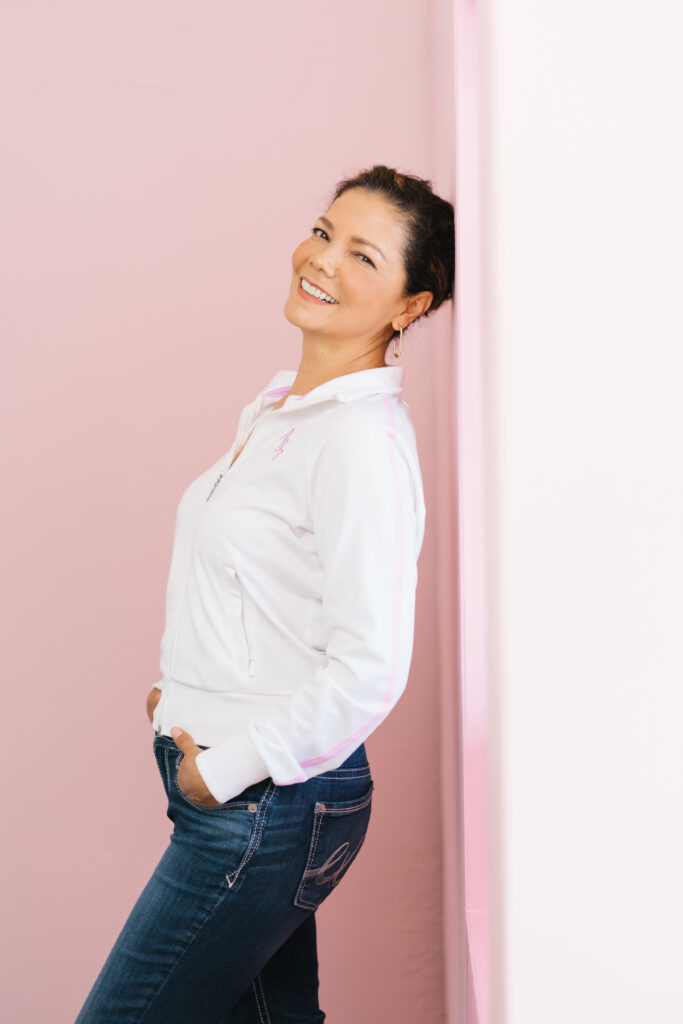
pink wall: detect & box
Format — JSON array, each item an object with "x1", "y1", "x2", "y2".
[{"x1": 0, "y1": 3, "x2": 459, "y2": 1021}]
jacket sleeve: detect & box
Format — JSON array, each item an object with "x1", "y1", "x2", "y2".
[{"x1": 195, "y1": 417, "x2": 425, "y2": 804}]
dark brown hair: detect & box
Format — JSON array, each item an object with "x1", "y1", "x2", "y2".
[{"x1": 326, "y1": 164, "x2": 455, "y2": 342}]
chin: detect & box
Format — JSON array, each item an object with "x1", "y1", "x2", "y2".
[{"x1": 283, "y1": 297, "x2": 304, "y2": 328}]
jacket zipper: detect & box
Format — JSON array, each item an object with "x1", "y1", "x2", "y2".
[
  {"x1": 206, "y1": 419, "x2": 263, "y2": 502},
  {"x1": 200, "y1": 408, "x2": 271, "y2": 674}
]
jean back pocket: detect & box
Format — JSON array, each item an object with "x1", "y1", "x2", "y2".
[{"x1": 293, "y1": 778, "x2": 374, "y2": 911}]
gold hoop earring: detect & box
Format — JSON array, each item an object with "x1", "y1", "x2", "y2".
[{"x1": 393, "y1": 326, "x2": 403, "y2": 359}]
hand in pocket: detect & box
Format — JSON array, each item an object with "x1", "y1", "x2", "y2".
[{"x1": 172, "y1": 728, "x2": 222, "y2": 808}]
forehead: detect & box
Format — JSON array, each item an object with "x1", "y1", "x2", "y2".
[{"x1": 324, "y1": 189, "x2": 407, "y2": 250}]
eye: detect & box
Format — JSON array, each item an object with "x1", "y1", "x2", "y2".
[{"x1": 311, "y1": 226, "x2": 375, "y2": 268}]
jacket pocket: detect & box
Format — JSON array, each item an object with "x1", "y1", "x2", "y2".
[
  {"x1": 168, "y1": 556, "x2": 259, "y2": 692},
  {"x1": 226, "y1": 566, "x2": 256, "y2": 678},
  {"x1": 293, "y1": 778, "x2": 374, "y2": 910}
]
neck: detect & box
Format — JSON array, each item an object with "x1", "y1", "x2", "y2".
[{"x1": 287, "y1": 337, "x2": 388, "y2": 396}]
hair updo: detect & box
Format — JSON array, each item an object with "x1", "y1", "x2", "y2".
[{"x1": 325, "y1": 164, "x2": 455, "y2": 342}]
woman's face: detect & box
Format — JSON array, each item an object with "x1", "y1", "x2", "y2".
[{"x1": 284, "y1": 188, "x2": 430, "y2": 348}]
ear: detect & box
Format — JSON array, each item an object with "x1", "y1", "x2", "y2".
[{"x1": 403, "y1": 290, "x2": 433, "y2": 325}]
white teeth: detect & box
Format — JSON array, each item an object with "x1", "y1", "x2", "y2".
[{"x1": 301, "y1": 278, "x2": 337, "y2": 303}]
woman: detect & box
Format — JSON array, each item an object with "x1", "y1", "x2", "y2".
[{"x1": 76, "y1": 164, "x2": 455, "y2": 1023}]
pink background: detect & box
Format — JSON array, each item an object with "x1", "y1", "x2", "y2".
[{"x1": 0, "y1": 3, "x2": 460, "y2": 1021}]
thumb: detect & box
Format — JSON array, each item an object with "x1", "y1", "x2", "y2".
[{"x1": 170, "y1": 726, "x2": 197, "y2": 753}]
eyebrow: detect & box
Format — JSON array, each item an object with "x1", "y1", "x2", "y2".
[{"x1": 318, "y1": 215, "x2": 385, "y2": 261}]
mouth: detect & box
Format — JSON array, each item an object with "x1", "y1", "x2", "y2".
[{"x1": 297, "y1": 276, "x2": 339, "y2": 305}]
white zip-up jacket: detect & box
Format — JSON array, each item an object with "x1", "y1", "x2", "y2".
[{"x1": 151, "y1": 364, "x2": 426, "y2": 804}]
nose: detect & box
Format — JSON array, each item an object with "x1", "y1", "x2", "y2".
[{"x1": 310, "y1": 249, "x2": 338, "y2": 278}]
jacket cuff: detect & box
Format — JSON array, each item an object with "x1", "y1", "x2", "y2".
[{"x1": 195, "y1": 731, "x2": 271, "y2": 804}]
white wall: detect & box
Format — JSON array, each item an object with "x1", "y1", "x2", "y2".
[{"x1": 480, "y1": 3, "x2": 683, "y2": 1021}]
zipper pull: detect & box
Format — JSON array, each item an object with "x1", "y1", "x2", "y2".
[
  {"x1": 248, "y1": 657, "x2": 256, "y2": 677},
  {"x1": 206, "y1": 470, "x2": 225, "y2": 502}
]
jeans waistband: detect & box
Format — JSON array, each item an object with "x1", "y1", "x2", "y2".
[
  {"x1": 154, "y1": 732, "x2": 210, "y2": 751},
  {"x1": 152, "y1": 732, "x2": 368, "y2": 769}
]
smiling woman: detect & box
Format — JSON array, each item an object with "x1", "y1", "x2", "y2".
[
  {"x1": 283, "y1": 163, "x2": 455, "y2": 362},
  {"x1": 75, "y1": 164, "x2": 454, "y2": 1024}
]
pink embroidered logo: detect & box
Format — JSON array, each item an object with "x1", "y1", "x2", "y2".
[{"x1": 271, "y1": 427, "x2": 296, "y2": 461}]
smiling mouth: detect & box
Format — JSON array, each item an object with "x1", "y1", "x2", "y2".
[{"x1": 298, "y1": 277, "x2": 339, "y2": 304}]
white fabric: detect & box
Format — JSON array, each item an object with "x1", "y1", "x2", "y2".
[{"x1": 151, "y1": 365, "x2": 426, "y2": 803}]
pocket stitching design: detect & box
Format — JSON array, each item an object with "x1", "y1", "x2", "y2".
[
  {"x1": 163, "y1": 747, "x2": 172, "y2": 794},
  {"x1": 293, "y1": 780, "x2": 374, "y2": 911},
  {"x1": 226, "y1": 780, "x2": 277, "y2": 888},
  {"x1": 295, "y1": 811, "x2": 324, "y2": 910}
]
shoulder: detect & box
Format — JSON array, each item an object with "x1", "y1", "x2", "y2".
[
  {"x1": 318, "y1": 395, "x2": 418, "y2": 450},
  {"x1": 307, "y1": 398, "x2": 427, "y2": 557},
  {"x1": 308, "y1": 398, "x2": 425, "y2": 502},
  {"x1": 322, "y1": 397, "x2": 423, "y2": 483}
]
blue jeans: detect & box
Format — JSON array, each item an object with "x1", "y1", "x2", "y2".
[{"x1": 75, "y1": 733, "x2": 374, "y2": 1023}]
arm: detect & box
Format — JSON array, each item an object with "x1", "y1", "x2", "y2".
[{"x1": 195, "y1": 417, "x2": 425, "y2": 804}]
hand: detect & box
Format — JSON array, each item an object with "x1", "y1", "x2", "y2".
[
  {"x1": 146, "y1": 687, "x2": 162, "y2": 724},
  {"x1": 171, "y1": 726, "x2": 221, "y2": 808}
]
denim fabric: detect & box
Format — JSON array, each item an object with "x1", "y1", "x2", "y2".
[{"x1": 75, "y1": 733, "x2": 374, "y2": 1023}]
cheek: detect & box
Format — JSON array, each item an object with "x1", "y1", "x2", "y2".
[
  {"x1": 352, "y1": 277, "x2": 384, "y2": 308},
  {"x1": 291, "y1": 240, "x2": 312, "y2": 269}
]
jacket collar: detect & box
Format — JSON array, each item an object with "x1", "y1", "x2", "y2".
[{"x1": 260, "y1": 365, "x2": 404, "y2": 412}]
